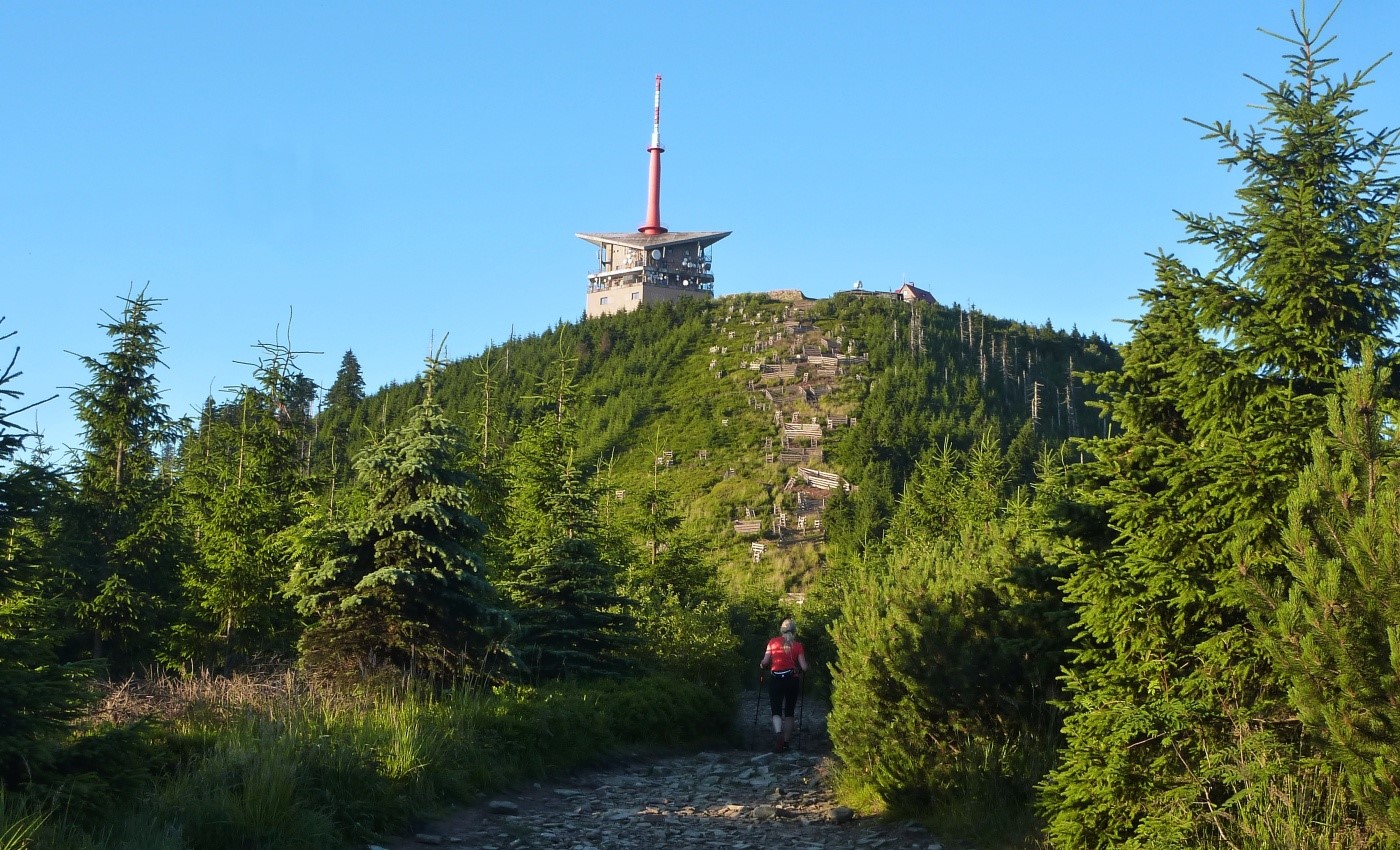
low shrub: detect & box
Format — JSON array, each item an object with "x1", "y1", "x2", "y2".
[{"x1": 627, "y1": 593, "x2": 743, "y2": 694}]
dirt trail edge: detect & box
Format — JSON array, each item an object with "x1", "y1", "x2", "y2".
[{"x1": 373, "y1": 695, "x2": 950, "y2": 850}]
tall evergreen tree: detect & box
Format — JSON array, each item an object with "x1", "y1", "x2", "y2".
[
  {"x1": 0, "y1": 323, "x2": 89, "y2": 787},
  {"x1": 502, "y1": 354, "x2": 633, "y2": 680},
  {"x1": 289, "y1": 355, "x2": 508, "y2": 679},
  {"x1": 316, "y1": 350, "x2": 369, "y2": 507},
  {"x1": 170, "y1": 339, "x2": 316, "y2": 670},
  {"x1": 325, "y1": 350, "x2": 365, "y2": 413},
  {"x1": 1044, "y1": 12, "x2": 1400, "y2": 847},
  {"x1": 63, "y1": 291, "x2": 180, "y2": 669},
  {"x1": 467, "y1": 350, "x2": 512, "y2": 576},
  {"x1": 505, "y1": 433, "x2": 634, "y2": 680},
  {"x1": 611, "y1": 462, "x2": 721, "y2": 606}
]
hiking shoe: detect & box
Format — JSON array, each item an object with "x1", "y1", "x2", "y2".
[
  {"x1": 772, "y1": 735, "x2": 784, "y2": 753},
  {"x1": 779, "y1": 739, "x2": 791, "y2": 752}
]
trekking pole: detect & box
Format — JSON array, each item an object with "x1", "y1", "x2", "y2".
[
  {"x1": 795, "y1": 673, "x2": 806, "y2": 752},
  {"x1": 752, "y1": 672, "x2": 764, "y2": 750}
]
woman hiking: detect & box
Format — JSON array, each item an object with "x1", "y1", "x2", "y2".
[{"x1": 759, "y1": 618, "x2": 808, "y2": 752}]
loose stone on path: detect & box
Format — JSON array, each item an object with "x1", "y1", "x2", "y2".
[
  {"x1": 376, "y1": 697, "x2": 950, "y2": 850},
  {"x1": 377, "y1": 749, "x2": 944, "y2": 850}
]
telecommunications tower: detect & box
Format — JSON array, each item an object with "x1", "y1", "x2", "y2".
[{"x1": 578, "y1": 75, "x2": 729, "y2": 318}]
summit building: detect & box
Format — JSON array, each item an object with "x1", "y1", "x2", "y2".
[{"x1": 578, "y1": 76, "x2": 729, "y2": 318}]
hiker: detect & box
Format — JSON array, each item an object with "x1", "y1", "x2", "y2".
[{"x1": 759, "y1": 618, "x2": 808, "y2": 752}]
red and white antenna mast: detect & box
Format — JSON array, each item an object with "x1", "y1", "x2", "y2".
[{"x1": 638, "y1": 74, "x2": 668, "y2": 235}]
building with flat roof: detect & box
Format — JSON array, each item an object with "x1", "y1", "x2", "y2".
[{"x1": 578, "y1": 230, "x2": 729, "y2": 317}]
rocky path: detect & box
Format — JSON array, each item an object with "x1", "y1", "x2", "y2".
[{"x1": 373, "y1": 696, "x2": 950, "y2": 850}]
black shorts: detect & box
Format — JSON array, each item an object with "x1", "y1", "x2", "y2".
[{"x1": 768, "y1": 670, "x2": 800, "y2": 717}]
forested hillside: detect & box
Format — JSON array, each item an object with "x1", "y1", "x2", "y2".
[
  {"x1": 324, "y1": 291, "x2": 1114, "y2": 592},
  {"x1": 6, "y1": 8, "x2": 1400, "y2": 850}
]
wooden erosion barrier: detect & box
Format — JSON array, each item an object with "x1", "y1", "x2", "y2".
[
  {"x1": 799, "y1": 467, "x2": 848, "y2": 491},
  {"x1": 784, "y1": 422, "x2": 824, "y2": 440}
]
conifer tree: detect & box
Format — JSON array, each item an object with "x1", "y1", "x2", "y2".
[
  {"x1": 827, "y1": 435, "x2": 1066, "y2": 823},
  {"x1": 173, "y1": 400, "x2": 293, "y2": 667},
  {"x1": 171, "y1": 340, "x2": 313, "y2": 670},
  {"x1": 1044, "y1": 11, "x2": 1400, "y2": 847},
  {"x1": 503, "y1": 350, "x2": 581, "y2": 551},
  {"x1": 501, "y1": 352, "x2": 634, "y2": 679},
  {"x1": 325, "y1": 350, "x2": 365, "y2": 413},
  {"x1": 467, "y1": 350, "x2": 513, "y2": 576},
  {"x1": 317, "y1": 350, "x2": 368, "y2": 504},
  {"x1": 1255, "y1": 351, "x2": 1400, "y2": 838},
  {"x1": 289, "y1": 354, "x2": 508, "y2": 679},
  {"x1": 589, "y1": 461, "x2": 734, "y2": 688},
  {"x1": 64, "y1": 291, "x2": 180, "y2": 668},
  {"x1": 504, "y1": 426, "x2": 634, "y2": 680},
  {"x1": 617, "y1": 471, "x2": 719, "y2": 604},
  {"x1": 0, "y1": 324, "x2": 89, "y2": 786}
]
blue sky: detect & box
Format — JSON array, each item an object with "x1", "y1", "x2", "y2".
[{"x1": 4, "y1": 1, "x2": 1399, "y2": 453}]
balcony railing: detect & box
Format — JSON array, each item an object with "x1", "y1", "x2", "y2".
[{"x1": 588, "y1": 273, "x2": 715, "y2": 294}]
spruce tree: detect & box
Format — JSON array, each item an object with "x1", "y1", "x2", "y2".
[
  {"x1": 289, "y1": 356, "x2": 508, "y2": 679},
  {"x1": 618, "y1": 473, "x2": 718, "y2": 605},
  {"x1": 317, "y1": 350, "x2": 368, "y2": 504},
  {"x1": 171, "y1": 340, "x2": 314, "y2": 670},
  {"x1": 465, "y1": 350, "x2": 512, "y2": 576},
  {"x1": 505, "y1": 450, "x2": 634, "y2": 680},
  {"x1": 325, "y1": 350, "x2": 365, "y2": 413},
  {"x1": 64, "y1": 291, "x2": 180, "y2": 669},
  {"x1": 502, "y1": 366, "x2": 634, "y2": 680},
  {"x1": 1044, "y1": 11, "x2": 1400, "y2": 847},
  {"x1": 596, "y1": 464, "x2": 733, "y2": 688},
  {"x1": 0, "y1": 323, "x2": 89, "y2": 787}
]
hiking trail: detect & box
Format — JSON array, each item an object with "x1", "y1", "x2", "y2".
[{"x1": 373, "y1": 693, "x2": 951, "y2": 850}]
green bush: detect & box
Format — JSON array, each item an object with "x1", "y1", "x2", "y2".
[
  {"x1": 627, "y1": 592, "x2": 742, "y2": 694},
  {"x1": 826, "y1": 439, "x2": 1067, "y2": 844}
]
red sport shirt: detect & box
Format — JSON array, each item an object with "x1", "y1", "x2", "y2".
[{"x1": 766, "y1": 637, "x2": 805, "y2": 673}]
